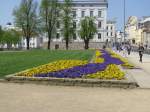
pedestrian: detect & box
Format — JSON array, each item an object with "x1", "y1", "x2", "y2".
[
  {"x1": 122, "y1": 44, "x2": 127, "y2": 57},
  {"x1": 127, "y1": 44, "x2": 131, "y2": 55},
  {"x1": 138, "y1": 44, "x2": 144, "y2": 63}
]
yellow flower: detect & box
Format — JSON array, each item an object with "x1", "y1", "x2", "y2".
[
  {"x1": 93, "y1": 50, "x2": 104, "y2": 63},
  {"x1": 86, "y1": 64, "x2": 125, "y2": 80},
  {"x1": 16, "y1": 60, "x2": 88, "y2": 77}
]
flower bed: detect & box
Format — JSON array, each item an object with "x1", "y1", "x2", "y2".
[
  {"x1": 15, "y1": 49, "x2": 133, "y2": 80},
  {"x1": 107, "y1": 49, "x2": 135, "y2": 69},
  {"x1": 93, "y1": 50, "x2": 104, "y2": 63},
  {"x1": 16, "y1": 60, "x2": 88, "y2": 77},
  {"x1": 85, "y1": 64, "x2": 125, "y2": 80}
]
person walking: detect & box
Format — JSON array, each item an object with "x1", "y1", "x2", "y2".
[
  {"x1": 127, "y1": 44, "x2": 131, "y2": 55},
  {"x1": 138, "y1": 44, "x2": 144, "y2": 62},
  {"x1": 122, "y1": 43, "x2": 127, "y2": 57}
]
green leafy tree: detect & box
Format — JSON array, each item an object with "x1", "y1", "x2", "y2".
[
  {"x1": 61, "y1": 0, "x2": 75, "y2": 50},
  {"x1": 2, "y1": 29, "x2": 21, "y2": 49},
  {"x1": 40, "y1": 0, "x2": 59, "y2": 50},
  {"x1": 79, "y1": 17, "x2": 97, "y2": 49},
  {"x1": 13, "y1": 0, "x2": 38, "y2": 50}
]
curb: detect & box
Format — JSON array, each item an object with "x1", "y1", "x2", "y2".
[{"x1": 4, "y1": 75, "x2": 138, "y2": 89}]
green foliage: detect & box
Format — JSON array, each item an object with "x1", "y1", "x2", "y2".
[
  {"x1": 40, "y1": 0, "x2": 59, "y2": 49},
  {"x1": 61, "y1": 0, "x2": 75, "y2": 50},
  {"x1": 79, "y1": 17, "x2": 97, "y2": 49},
  {"x1": 1, "y1": 29, "x2": 21, "y2": 48},
  {"x1": 0, "y1": 26, "x2": 21, "y2": 49},
  {"x1": 0, "y1": 50, "x2": 94, "y2": 77},
  {"x1": 13, "y1": 0, "x2": 38, "y2": 50}
]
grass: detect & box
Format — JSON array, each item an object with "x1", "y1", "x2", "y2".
[{"x1": 0, "y1": 50, "x2": 94, "y2": 77}]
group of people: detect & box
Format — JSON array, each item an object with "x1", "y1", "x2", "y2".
[
  {"x1": 113, "y1": 42, "x2": 145, "y2": 63},
  {"x1": 114, "y1": 42, "x2": 132, "y2": 57}
]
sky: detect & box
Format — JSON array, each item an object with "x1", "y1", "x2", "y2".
[{"x1": 0, "y1": 0, "x2": 150, "y2": 31}]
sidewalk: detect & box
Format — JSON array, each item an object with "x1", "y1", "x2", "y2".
[
  {"x1": 1, "y1": 83, "x2": 150, "y2": 112},
  {"x1": 120, "y1": 51, "x2": 150, "y2": 89}
]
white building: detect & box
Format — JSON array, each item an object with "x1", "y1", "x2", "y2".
[
  {"x1": 54, "y1": 0, "x2": 108, "y2": 42},
  {"x1": 106, "y1": 20, "x2": 116, "y2": 42}
]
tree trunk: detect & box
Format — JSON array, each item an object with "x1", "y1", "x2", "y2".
[
  {"x1": 84, "y1": 39, "x2": 89, "y2": 50},
  {"x1": 47, "y1": 32, "x2": 51, "y2": 50},
  {"x1": 66, "y1": 38, "x2": 69, "y2": 50},
  {"x1": 7, "y1": 43, "x2": 12, "y2": 50},
  {"x1": 26, "y1": 37, "x2": 30, "y2": 50},
  {"x1": 48, "y1": 39, "x2": 51, "y2": 50}
]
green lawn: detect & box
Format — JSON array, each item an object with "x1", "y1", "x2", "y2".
[{"x1": 0, "y1": 50, "x2": 94, "y2": 77}]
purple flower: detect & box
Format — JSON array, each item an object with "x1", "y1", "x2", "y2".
[{"x1": 35, "y1": 50, "x2": 124, "y2": 78}]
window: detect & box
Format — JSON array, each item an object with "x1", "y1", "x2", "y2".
[
  {"x1": 98, "y1": 21, "x2": 101, "y2": 28},
  {"x1": 111, "y1": 26, "x2": 113, "y2": 30},
  {"x1": 56, "y1": 33, "x2": 60, "y2": 39},
  {"x1": 107, "y1": 32, "x2": 109, "y2": 36},
  {"x1": 98, "y1": 33, "x2": 101, "y2": 39},
  {"x1": 57, "y1": 21, "x2": 60, "y2": 28},
  {"x1": 73, "y1": 22, "x2": 76, "y2": 28},
  {"x1": 106, "y1": 26, "x2": 108, "y2": 30},
  {"x1": 98, "y1": 11, "x2": 102, "y2": 17},
  {"x1": 81, "y1": 11, "x2": 85, "y2": 17},
  {"x1": 90, "y1": 11, "x2": 93, "y2": 17},
  {"x1": 111, "y1": 32, "x2": 113, "y2": 36},
  {"x1": 72, "y1": 11, "x2": 76, "y2": 18},
  {"x1": 73, "y1": 33, "x2": 77, "y2": 40}
]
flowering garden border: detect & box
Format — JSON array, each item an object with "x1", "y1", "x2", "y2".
[{"x1": 4, "y1": 49, "x2": 138, "y2": 88}]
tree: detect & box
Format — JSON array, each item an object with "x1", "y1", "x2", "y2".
[
  {"x1": 13, "y1": 0, "x2": 38, "y2": 50},
  {"x1": 79, "y1": 17, "x2": 97, "y2": 49},
  {"x1": 0, "y1": 26, "x2": 3, "y2": 44},
  {"x1": 2, "y1": 29, "x2": 21, "y2": 49},
  {"x1": 40, "y1": 0, "x2": 59, "y2": 50},
  {"x1": 61, "y1": 0, "x2": 75, "y2": 50}
]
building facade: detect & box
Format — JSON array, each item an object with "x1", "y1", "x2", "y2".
[
  {"x1": 106, "y1": 20, "x2": 116, "y2": 42},
  {"x1": 140, "y1": 17, "x2": 150, "y2": 48},
  {"x1": 125, "y1": 16, "x2": 150, "y2": 48},
  {"x1": 52, "y1": 0, "x2": 108, "y2": 43},
  {"x1": 125, "y1": 16, "x2": 142, "y2": 44}
]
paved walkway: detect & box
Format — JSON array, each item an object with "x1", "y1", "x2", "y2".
[
  {"x1": 119, "y1": 51, "x2": 150, "y2": 89},
  {"x1": 1, "y1": 83, "x2": 150, "y2": 112}
]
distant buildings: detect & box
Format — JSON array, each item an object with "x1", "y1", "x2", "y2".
[
  {"x1": 125, "y1": 16, "x2": 150, "y2": 48},
  {"x1": 125, "y1": 16, "x2": 142, "y2": 44}
]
